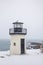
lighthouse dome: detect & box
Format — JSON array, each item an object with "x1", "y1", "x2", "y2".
[{"x1": 13, "y1": 20, "x2": 23, "y2": 28}]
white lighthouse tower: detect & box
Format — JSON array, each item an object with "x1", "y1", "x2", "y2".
[{"x1": 9, "y1": 21, "x2": 27, "y2": 55}]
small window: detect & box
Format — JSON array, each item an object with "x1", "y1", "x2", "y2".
[{"x1": 14, "y1": 43, "x2": 16, "y2": 46}]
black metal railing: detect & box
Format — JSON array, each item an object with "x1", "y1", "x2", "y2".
[{"x1": 9, "y1": 28, "x2": 27, "y2": 35}]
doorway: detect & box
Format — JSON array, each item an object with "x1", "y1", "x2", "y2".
[{"x1": 21, "y1": 39, "x2": 25, "y2": 54}]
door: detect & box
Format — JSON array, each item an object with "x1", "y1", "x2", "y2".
[{"x1": 21, "y1": 39, "x2": 25, "y2": 54}]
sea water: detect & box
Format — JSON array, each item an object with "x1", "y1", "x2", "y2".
[
  {"x1": 0, "y1": 39, "x2": 10, "y2": 51},
  {"x1": 0, "y1": 39, "x2": 43, "y2": 51}
]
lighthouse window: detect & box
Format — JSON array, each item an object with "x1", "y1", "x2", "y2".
[
  {"x1": 14, "y1": 24, "x2": 23, "y2": 28},
  {"x1": 14, "y1": 43, "x2": 16, "y2": 46}
]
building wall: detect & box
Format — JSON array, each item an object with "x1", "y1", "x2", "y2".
[{"x1": 10, "y1": 35, "x2": 25, "y2": 55}]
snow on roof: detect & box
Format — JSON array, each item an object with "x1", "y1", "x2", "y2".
[{"x1": 13, "y1": 20, "x2": 23, "y2": 24}]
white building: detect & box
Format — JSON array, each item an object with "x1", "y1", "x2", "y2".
[{"x1": 9, "y1": 21, "x2": 27, "y2": 55}]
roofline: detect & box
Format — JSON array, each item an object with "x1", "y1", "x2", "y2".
[
  {"x1": 13, "y1": 22, "x2": 23, "y2": 24},
  {"x1": 12, "y1": 20, "x2": 24, "y2": 24}
]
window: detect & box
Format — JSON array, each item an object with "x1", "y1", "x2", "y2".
[
  {"x1": 14, "y1": 24, "x2": 23, "y2": 28},
  {"x1": 14, "y1": 43, "x2": 16, "y2": 46}
]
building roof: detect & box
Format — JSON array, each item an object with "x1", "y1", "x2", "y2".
[{"x1": 13, "y1": 20, "x2": 23, "y2": 24}]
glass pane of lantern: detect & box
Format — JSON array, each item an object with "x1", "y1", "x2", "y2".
[
  {"x1": 14, "y1": 24, "x2": 23, "y2": 28},
  {"x1": 13, "y1": 23, "x2": 23, "y2": 28},
  {"x1": 14, "y1": 24, "x2": 17, "y2": 28},
  {"x1": 17, "y1": 24, "x2": 20, "y2": 28}
]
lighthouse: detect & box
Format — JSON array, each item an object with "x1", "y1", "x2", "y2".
[{"x1": 9, "y1": 21, "x2": 27, "y2": 55}]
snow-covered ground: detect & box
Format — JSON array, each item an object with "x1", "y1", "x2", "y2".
[{"x1": 0, "y1": 49, "x2": 43, "y2": 65}]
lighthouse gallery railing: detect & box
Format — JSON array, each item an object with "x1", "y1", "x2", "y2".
[{"x1": 9, "y1": 28, "x2": 27, "y2": 34}]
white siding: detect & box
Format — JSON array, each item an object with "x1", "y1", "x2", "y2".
[{"x1": 10, "y1": 35, "x2": 25, "y2": 55}]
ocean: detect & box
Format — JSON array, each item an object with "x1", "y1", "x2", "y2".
[
  {"x1": 0, "y1": 39, "x2": 43, "y2": 51},
  {"x1": 0, "y1": 40, "x2": 10, "y2": 51}
]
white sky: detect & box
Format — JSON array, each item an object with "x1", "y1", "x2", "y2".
[{"x1": 0, "y1": 0, "x2": 43, "y2": 40}]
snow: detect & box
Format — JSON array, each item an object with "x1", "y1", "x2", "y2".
[{"x1": 0, "y1": 49, "x2": 43, "y2": 65}]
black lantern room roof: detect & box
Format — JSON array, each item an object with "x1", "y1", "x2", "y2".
[{"x1": 13, "y1": 20, "x2": 23, "y2": 24}]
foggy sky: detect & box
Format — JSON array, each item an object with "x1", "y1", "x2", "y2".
[{"x1": 0, "y1": 0, "x2": 43, "y2": 40}]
